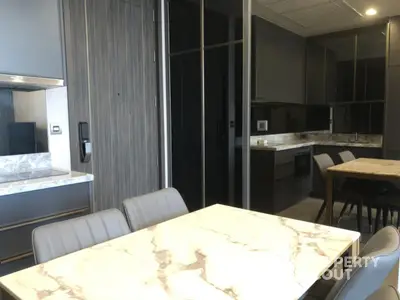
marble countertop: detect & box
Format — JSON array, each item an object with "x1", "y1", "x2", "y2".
[
  {"x1": 328, "y1": 158, "x2": 400, "y2": 179},
  {"x1": 0, "y1": 204, "x2": 360, "y2": 300},
  {"x1": 0, "y1": 171, "x2": 94, "y2": 197},
  {"x1": 251, "y1": 140, "x2": 382, "y2": 151}
]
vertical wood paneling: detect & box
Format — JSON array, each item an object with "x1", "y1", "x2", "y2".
[
  {"x1": 64, "y1": 0, "x2": 160, "y2": 211},
  {"x1": 62, "y1": 0, "x2": 92, "y2": 174},
  {"x1": 85, "y1": 0, "x2": 160, "y2": 210}
]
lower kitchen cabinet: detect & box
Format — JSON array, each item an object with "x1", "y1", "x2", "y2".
[
  {"x1": 0, "y1": 182, "x2": 91, "y2": 275},
  {"x1": 250, "y1": 146, "x2": 313, "y2": 214}
]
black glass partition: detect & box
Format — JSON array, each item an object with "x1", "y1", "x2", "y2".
[{"x1": 169, "y1": 0, "x2": 245, "y2": 210}]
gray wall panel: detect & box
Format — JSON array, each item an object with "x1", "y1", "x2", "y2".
[{"x1": 384, "y1": 18, "x2": 400, "y2": 159}]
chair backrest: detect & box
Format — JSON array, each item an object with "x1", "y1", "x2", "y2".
[
  {"x1": 122, "y1": 188, "x2": 189, "y2": 232},
  {"x1": 32, "y1": 208, "x2": 130, "y2": 264},
  {"x1": 339, "y1": 150, "x2": 356, "y2": 163},
  {"x1": 367, "y1": 286, "x2": 400, "y2": 300},
  {"x1": 326, "y1": 226, "x2": 400, "y2": 300},
  {"x1": 313, "y1": 153, "x2": 335, "y2": 180}
]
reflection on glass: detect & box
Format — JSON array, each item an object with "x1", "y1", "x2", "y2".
[
  {"x1": 204, "y1": 0, "x2": 243, "y2": 46},
  {"x1": 204, "y1": 43, "x2": 243, "y2": 207},
  {"x1": 0, "y1": 89, "x2": 48, "y2": 156},
  {"x1": 169, "y1": 0, "x2": 200, "y2": 53},
  {"x1": 356, "y1": 26, "x2": 386, "y2": 102},
  {"x1": 170, "y1": 52, "x2": 202, "y2": 211}
]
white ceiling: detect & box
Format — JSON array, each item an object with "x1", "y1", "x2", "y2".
[{"x1": 253, "y1": 0, "x2": 400, "y2": 36}]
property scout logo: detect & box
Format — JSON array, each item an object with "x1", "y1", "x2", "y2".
[{"x1": 321, "y1": 257, "x2": 380, "y2": 280}]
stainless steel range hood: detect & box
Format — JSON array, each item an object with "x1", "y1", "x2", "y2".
[{"x1": 0, "y1": 74, "x2": 64, "y2": 91}]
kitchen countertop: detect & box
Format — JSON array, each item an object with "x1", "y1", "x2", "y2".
[
  {"x1": 0, "y1": 171, "x2": 94, "y2": 197},
  {"x1": 251, "y1": 140, "x2": 382, "y2": 151},
  {"x1": 0, "y1": 204, "x2": 360, "y2": 300}
]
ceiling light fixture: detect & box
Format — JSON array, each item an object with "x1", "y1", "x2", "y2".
[{"x1": 365, "y1": 8, "x2": 377, "y2": 16}]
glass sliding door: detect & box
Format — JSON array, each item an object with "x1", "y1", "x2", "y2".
[
  {"x1": 167, "y1": 0, "x2": 250, "y2": 210},
  {"x1": 169, "y1": 0, "x2": 203, "y2": 211},
  {"x1": 204, "y1": 0, "x2": 244, "y2": 207}
]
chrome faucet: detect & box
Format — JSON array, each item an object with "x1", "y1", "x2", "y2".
[{"x1": 348, "y1": 132, "x2": 358, "y2": 142}]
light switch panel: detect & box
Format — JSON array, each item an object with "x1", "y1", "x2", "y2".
[
  {"x1": 50, "y1": 123, "x2": 62, "y2": 135},
  {"x1": 257, "y1": 120, "x2": 268, "y2": 132}
]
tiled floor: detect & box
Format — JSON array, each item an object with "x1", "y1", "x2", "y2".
[{"x1": 278, "y1": 197, "x2": 398, "y2": 243}]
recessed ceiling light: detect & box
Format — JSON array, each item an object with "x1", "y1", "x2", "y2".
[{"x1": 365, "y1": 8, "x2": 377, "y2": 16}]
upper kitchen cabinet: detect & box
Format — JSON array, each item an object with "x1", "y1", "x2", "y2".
[
  {"x1": 307, "y1": 24, "x2": 387, "y2": 105},
  {"x1": 355, "y1": 26, "x2": 386, "y2": 102},
  {"x1": 252, "y1": 16, "x2": 306, "y2": 104},
  {"x1": 0, "y1": 0, "x2": 64, "y2": 79},
  {"x1": 321, "y1": 34, "x2": 356, "y2": 103},
  {"x1": 306, "y1": 42, "x2": 325, "y2": 105}
]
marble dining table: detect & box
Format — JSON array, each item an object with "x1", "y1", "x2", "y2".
[{"x1": 0, "y1": 204, "x2": 360, "y2": 300}]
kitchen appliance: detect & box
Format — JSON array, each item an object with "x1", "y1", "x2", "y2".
[{"x1": 294, "y1": 149, "x2": 311, "y2": 177}]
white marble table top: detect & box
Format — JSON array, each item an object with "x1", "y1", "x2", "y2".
[{"x1": 0, "y1": 204, "x2": 360, "y2": 300}]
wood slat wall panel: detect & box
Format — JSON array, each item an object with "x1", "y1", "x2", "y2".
[
  {"x1": 62, "y1": 0, "x2": 92, "y2": 174},
  {"x1": 87, "y1": 0, "x2": 160, "y2": 210},
  {"x1": 64, "y1": 0, "x2": 160, "y2": 211}
]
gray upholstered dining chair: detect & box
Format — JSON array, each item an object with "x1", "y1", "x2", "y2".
[
  {"x1": 313, "y1": 153, "x2": 337, "y2": 223},
  {"x1": 338, "y1": 150, "x2": 356, "y2": 163},
  {"x1": 122, "y1": 188, "x2": 189, "y2": 232},
  {"x1": 367, "y1": 286, "x2": 400, "y2": 300},
  {"x1": 32, "y1": 208, "x2": 130, "y2": 264},
  {"x1": 325, "y1": 226, "x2": 400, "y2": 300}
]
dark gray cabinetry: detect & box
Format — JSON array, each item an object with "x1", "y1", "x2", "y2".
[
  {"x1": 251, "y1": 147, "x2": 312, "y2": 214},
  {"x1": 0, "y1": 183, "x2": 91, "y2": 276},
  {"x1": 0, "y1": 0, "x2": 64, "y2": 79},
  {"x1": 252, "y1": 16, "x2": 306, "y2": 104},
  {"x1": 312, "y1": 145, "x2": 382, "y2": 197},
  {"x1": 306, "y1": 43, "x2": 325, "y2": 104},
  {"x1": 384, "y1": 17, "x2": 400, "y2": 159}
]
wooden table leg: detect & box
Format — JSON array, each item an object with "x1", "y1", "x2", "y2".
[
  {"x1": 350, "y1": 238, "x2": 360, "y2": 258},
  {"x1": 325, "y1": 173, "x2": 333, "y2": 225}
]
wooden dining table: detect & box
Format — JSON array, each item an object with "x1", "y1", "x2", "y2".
[
  {"x1": 325, "y1": 158, "x2": 400, "y2": 226},
  {"x1": 0, "y1": 204, "x2": 360, "y2": 300}
]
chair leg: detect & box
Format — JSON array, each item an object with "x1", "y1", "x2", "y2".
[
  {"x1": 367, "y1": 203, "x2": 372, "y2": 233},
  {"x1": 337, "y1": 199, "x2": 351, "y2": 225},
  {"x1": 375, "y1": 207, "x2": 382, "y2": 233},
  {"x1": 348, "y1": 203, "x2": 355, "y2": 216},
  {"x1": 383, "y1": 208, "x2": 389, "y2": 227},
  {"x1": 391, "y1": 209, "x2": 394, "y2": 224},
  {"x1": 315, "y1": 200, "x2": 326, "y2": 223},
  {"x1": 357, "y1": 201, "x2": 363, "y2": 232}
]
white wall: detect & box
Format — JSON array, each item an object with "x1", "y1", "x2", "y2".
[
  {"x1": 46, "y1": 87, "x2": 71, "y2": 171},
  {"x1": 13, "y1": 90, "x2": 48, "y2": 152}
]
